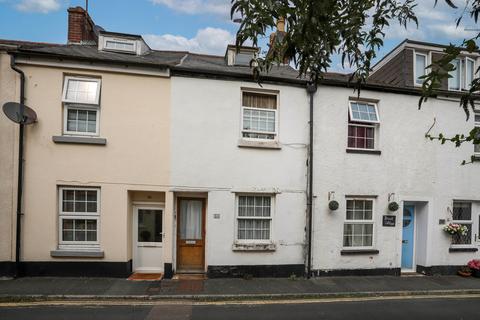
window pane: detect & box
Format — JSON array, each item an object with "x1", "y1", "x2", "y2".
[
  {"x1": 348, "y1": 124, "x2": 374, "y2": 149},
  {"x1": 466, "y1": 59, "x2": 474, "y2": 88},
  {"x1": 415, "y1": 54, "x2": 426, "y2": 84},
  {"x1": 449, "y1": 59, "x2": 461, "y2": 90},
  {"x1": 63, "y1": 231, "x2": 73, "y2": 241},
  {"x1": 66, "y1": 79, "x2": 99, "y2": 104},
  {"x1": 242, "y1": 92, "x2": 277, "y2": 109},
  {"x1": 453, "y1": 202, "x2": 472, "y2": 220},
  {"x1": 452, "y1": 223, "x2": 472, "y2": 245},
  {"x1": 343, "y1": 222, "x2": 374, "y2": 247},
  {"x1": 346, "y1": 200, "x2": 373, "y2": 221},
  {"x1": 237, "y1": 218, "x2": 270, "y2": 240},
  {"x1": 138, "y1": 209, "x2": 163, "y2": 242},
  {"x1": 349, "y1": 102, "x2": 378, "y2": 122}
]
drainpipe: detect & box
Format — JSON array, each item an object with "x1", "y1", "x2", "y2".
[
  {"x1": 10, "y1": 54, "x2": 25, "y2": 278},
  {"x1": 306, "y1": 82, "x2": 317, "y2": 278}
]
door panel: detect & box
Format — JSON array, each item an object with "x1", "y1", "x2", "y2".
[
  {"x1": 133, "y1": 208, "x2": 164, "y2": 273},
  {"x1": 401, "y1": 205, "x2": 415, "y2": 269},
  {"x1": 177, "y1": 199, "x2": 205, "y2": 272}
]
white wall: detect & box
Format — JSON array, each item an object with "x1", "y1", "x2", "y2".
[
  {"x1": 312, "y1": 85, "x2": 480, "y2": 271},
  {"x1": 170, "y1": 77, "x2": 309, "y2": 267}
]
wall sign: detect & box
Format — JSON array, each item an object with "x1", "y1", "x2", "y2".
[{"x1": 382, "y1": 215, "x2": 396, "y2": 227}]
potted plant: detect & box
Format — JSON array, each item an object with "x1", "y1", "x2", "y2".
[
  {"x1": 442, "y1": 223, "x2": 468, "y2": 236},
  {"x1": 458, "y1": 266, "x2": 472, "y2": 277},
  {"x1": 467, "y1": 260, "x2": 480, "y2": 278},
  {"x1": 388, "y1": 201, "x2": 399, "y2": 212},
  {"x1": 328, "y1": 200, "x2": 339, "y2": 211}
]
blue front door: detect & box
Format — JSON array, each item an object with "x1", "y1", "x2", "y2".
[{"x1": 401, "y1": 205, "x2": 415, "y2": 269}]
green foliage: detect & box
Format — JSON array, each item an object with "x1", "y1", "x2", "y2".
[{"x1": 231, "y1": 0, "x2": 417, "y2": 85}]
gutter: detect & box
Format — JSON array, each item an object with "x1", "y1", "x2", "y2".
[
  {"x1": 306, "y1": 82, "x2": 317, "y2": 278},
  {"x1": 10, "y1": 54, "x2": 25, "y2": 278}
]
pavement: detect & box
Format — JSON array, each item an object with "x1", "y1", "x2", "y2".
[{"x1": 1, "y1": 275, "x2": 480, "y2": 302}]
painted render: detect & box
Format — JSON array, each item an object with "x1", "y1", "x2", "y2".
[
  {"x1": 170, "y1": 76, "x2": 309, "y2": 270},
  {"x1": 311, "y1": 86, "x2": 480, "y2": 273},
  {"x1": 14, "y1": 63, "x2": 172, "y2": 268},
  {"x1": 0, "y1": 50, "x2": 18, "y2": 266}
]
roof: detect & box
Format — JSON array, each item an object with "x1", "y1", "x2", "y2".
[{"x1": 0, "y1": 39, "x2": 60, "y2": 51}]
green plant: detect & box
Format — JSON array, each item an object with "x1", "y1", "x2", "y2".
[
  {"x1": 388, "y1": 201, "x2": 399, "y2": 212},
  {"x1": 329, "y1": 200, "x2": 339, "y2": 211}
]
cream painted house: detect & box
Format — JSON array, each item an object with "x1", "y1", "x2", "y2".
[{"x1": 1, "y1": 8, "x2": 480, "y2": 278}]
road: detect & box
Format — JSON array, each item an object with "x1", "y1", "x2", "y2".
[{"x1": 1, "y1": 296, "x2": 480, "y2": 319}]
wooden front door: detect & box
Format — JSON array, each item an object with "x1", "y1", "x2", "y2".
[{"x1": 176, "y1": 198, "x2": 205, "y2": 272}]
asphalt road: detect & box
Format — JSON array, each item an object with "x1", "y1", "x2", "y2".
[{"x1": 1, "y1": 297, "x2": 480, "y2": 320}]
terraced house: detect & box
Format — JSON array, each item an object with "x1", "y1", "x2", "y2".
[{"x1": 0, "y1": 7, "x2": 479, "y2": 279}]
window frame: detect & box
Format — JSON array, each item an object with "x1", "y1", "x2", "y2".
[
  {"x1": 58, "y1": 187, "x2": 101, "y2": 249},
  {"x1": 234, "y1": 194, "x2": 274, "y2": 244},
  {"x1": 448, "y1": 58, "x2": 463, "y2": 91},
  {"x1": 63, "y1": 104, "x2": 100, "y2": 136},
  {"x1": 414, "y1": 52, "x2": 428, "y2": 86},
  {"x1": 343, "y1": 198, "x2": 375, "y2": 250},
  {"x1": 465, "y1": 57, "x2": 476, "y2": 90},
  {"x1": 62, "y1": 76, "x2": 102, "y2": 105},
  {"x1": 451, "y1": 200, "x2": 474, "y2": 248},
  {"x1": 240, "y1": 90, "x2": 279, "y2": 141},
  {"x1": 103, "y1": 37, "x2": 137, "y2": 54},
  {"x1": 348, "y1": 101, "x2": 380, "y2": 124}
]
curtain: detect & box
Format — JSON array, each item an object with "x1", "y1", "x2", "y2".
[
  {"x1": 243, "y1": 92, "x2": 277, "y2": 109},
  {"x1": 180, "y1": 200, "x2": 202, "y2": 240}
]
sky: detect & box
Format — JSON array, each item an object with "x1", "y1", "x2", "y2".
[{"x1": 0, "y1": 0, "x2": 478, "y2": 72}]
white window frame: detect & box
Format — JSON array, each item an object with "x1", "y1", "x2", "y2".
[
  {"x1": 448, "y1": 58, "x2": 463, "y2": 91},
  {"x1": 103, "y1": 37, "x2": 137, "y2": 54},
  {"x1": 414, "y1": 52, "x2": 428, "y2": 86},
  {"x1": 241, "y1": 90, "x2": 279, "y2": 141},
  {"x1": 58, "y1": 187, "x2": 100, "y2": 249},
  {"x1": 451, "y1": 200, "x2": 474, "y2": 248},
  {"x1": 235, "y1": 194, "x2": 274, "y2": 244},
  {"x1": 465, "y1": 57, "x2": 476, "y2": 90},
  {"x1": 475, "y1": 111, "x2": 480, "y2": 155},
  {"x1": 62, "y1": 76, "x2": 101, "y2": 105},
  {"x1": 343, "y1": 198, "x2": 375, "y2": 250},
  {"x1": 63, "y1": 105, "x2": 100, "y2": 136},
  {"x1": 348, "y1": 101, "x2": 380, "y2": 124}
]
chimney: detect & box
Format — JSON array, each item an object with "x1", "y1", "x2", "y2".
[
  {"x1": 67, "y1": 6, "x2": 97, "y2": 45},
  {"x1": 268, "y1": 17, "x2": 289, "y2": 64}
]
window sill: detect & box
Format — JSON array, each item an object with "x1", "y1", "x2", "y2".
[
  {"x1": 238, "y1": 139, "x2": 281, "y2": 150},
  {"x1": 472, "y1": 155, "x2": 480, "y2": 162},
  {"x1": 232, "y1": 242, "x2": 277, "y2": 252},
  {"x1": 52, "y1": 136, "x2": 107, "y2": 145},
  {"x1": 449, "y1": 247, "x2": 478, "y2": 253},
  {"x1": 346, "y1": 148, "x2": 381, "y2": 155},
  {"x1": 50, "y1": 249, "x2": 104, "y2": 258},
  {"x1": 341, "y1": 249, "x2": 379, "y2": 255}
]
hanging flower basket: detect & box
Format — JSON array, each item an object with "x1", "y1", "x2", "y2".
[
  {"x1": 467, "y1": 260, "x2": 480, "y2": 278},
  {"x1": 388, "y1": 201, "x2": 399, "y2": 212},
  {"x1": 328, "y1": 200, "x2": 339, "y2": 211},
  {"x1": 442, "y1": 223, "x2": 468, "y2": 236}
]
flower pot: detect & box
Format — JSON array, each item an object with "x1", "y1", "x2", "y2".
[
  {"x1": 473, "y1": 269, "x2": 480, "y2": 278},
  {"x1": 458, "y1": 270, "x2": 472, "y2": 277}
]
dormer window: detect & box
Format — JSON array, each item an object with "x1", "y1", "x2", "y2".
[
  {"x1": 225, "y1": 45, "x2": 258, "y2": 66},
  {"x1": 448, "y1": 57, "x2": 476, "y2": 91},
  {"x1": 414, "y1": 52, "x2": 427, "y2": 86},
  {"x1": 104, "y1": 38, "x2": 136, "y2": 53}
]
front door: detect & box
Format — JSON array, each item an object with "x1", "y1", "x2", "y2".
[
  {"x1": 401, "y1": 205, "x2": 415, "y2": 270},
  {"x1": 133, "y1": 207, "x2": 164, "y2": 273},
  {"x1": 176, "y1": 198, "x2": 205, "y2": 272}
]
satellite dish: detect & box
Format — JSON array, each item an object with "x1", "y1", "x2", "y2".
[{"x1": 2, "y1": 102, "x2": 37, "y2": 125}]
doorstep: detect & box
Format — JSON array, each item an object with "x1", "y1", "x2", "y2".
[{"x1": 127, "y1": 273, "x2": 163, "y2": 281}]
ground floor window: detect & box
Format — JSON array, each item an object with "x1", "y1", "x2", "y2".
[
  {"x1": 59, "y1": 187, "x2": 100, "y2": 247},
  {"x1": 451, "y1": 201, "x2": 473, "y2": 246},
  {"x1": 343, "y1": 199, "x2": 374, "y2": 248},
  {"x1": 236, "y1": 195, "x2": 273, "y2": 241}
]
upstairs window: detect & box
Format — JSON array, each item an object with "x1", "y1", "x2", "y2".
[
  {"x1": 62, "y1": 76, "x2": 101, "y2": 136},
  {"x1": 448, "y1": 57, "x2": 476, "y2": 91},
  {"x1": 104, "y1": 38, "x2": 136, "y2": 53},
  {"x1": 475, "y1": 113, "x2": 480, "y2": 155},
  {"x1": 62, "y1": 77, "x2": 101, "y2": 105},
  {"x1": 451, "y1": 201, "x2": 473, "y2": 246},
  {"x1": 235, "y1": 52, "x2": 254, "y2": 66},
  {"x1": 415, "y1": 53, "x2": 427, "y2": 86},
  {"x1": 347, "y1": 101, "x2": 379, "y2": 150},
  {"x1": 242, "y1": 91, "x2": 277, "y2": 140}
]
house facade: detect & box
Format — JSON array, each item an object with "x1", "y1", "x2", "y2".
[{"x1": 0, "y1": 7, "x2": 479, "y2": 278}]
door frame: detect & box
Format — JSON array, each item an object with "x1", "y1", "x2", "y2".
[
  {"x1": 132, "y1": 202, "x2": 164, "y2": 273},
  {"x1": 401, "y1": 204, "x2": 416, "y2": 272},
  {"x1": 176, "y1": 197, "x2": 206, "y2": 273}
]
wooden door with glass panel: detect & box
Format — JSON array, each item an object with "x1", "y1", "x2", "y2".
[{"x1": 176, "y1": 198, "x2": 205, "y2": 272}]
